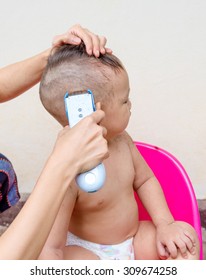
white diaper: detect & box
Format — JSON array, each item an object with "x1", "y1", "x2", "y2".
[{"x1": 66, "y1": 232, "x2": 135, "y2": 260}]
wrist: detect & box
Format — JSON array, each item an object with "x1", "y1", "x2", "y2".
[
  {"x1": 155, "y1": 218, "x2": 175, "y2": 227},
  {"x1": 47, "y1": 152, "x2": 79, "y2": 185},
  {"x1": 37, "y1": 48, "x2": 51, "y2": 74}
]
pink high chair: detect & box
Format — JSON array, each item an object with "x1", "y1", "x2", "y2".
[{"x1": 134, "y1": 142, "x2": 203, "y2": 259}]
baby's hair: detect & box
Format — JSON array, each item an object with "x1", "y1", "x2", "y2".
[{"x1": 40, "y1": 43, "x2": 124, "y2": 126}]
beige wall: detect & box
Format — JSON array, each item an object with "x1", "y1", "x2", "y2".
[{"x1": 0, "y1": 0, "x2": 205, "y2": 198}]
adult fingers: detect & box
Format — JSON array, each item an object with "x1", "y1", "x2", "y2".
[
  {"x1": 52, "y1": 24, "x2": 112, "y2": 57},
  {"x1": 90, "y1": 109, "x2": 105, "y2": 124}
]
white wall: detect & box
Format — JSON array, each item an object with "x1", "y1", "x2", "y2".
[{"x1": 0, "y1": 0, "x2": 205, "y2": 198}]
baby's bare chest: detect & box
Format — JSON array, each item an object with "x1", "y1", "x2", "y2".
[
  {"x1": 105, "y1": 140, "x2": 134, "y2": 185},
  {"x1": 74, "y1": 138, "x2": 135, "y2": 212}
]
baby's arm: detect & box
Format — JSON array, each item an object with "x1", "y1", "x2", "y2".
[
  {"x1": 126, "y1": 133, "x2": 196, "y2": 259},
  {"x1": 38, "y1": 185, "x2": 77, "y2": 260}
]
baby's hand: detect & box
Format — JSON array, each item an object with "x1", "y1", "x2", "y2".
[{"x1": 156, "y1": 221, "x2": 196, "y2": 259}]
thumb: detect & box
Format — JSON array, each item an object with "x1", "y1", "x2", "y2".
[
  {"x1": 95, "y1": 102, "x2": 101, "y2": 110},
  {"x1": 52, "y1": 34, "x2": 81, "y2": 47},
  {"x1": 64, "y1": 34, "x2": 81, "y2": 44}
]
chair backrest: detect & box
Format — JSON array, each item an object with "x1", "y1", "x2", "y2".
[{"x1": 134, "y1": 141, "x2": 203, "y2": 259}]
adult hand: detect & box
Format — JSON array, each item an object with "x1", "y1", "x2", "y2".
[
  {"x1": 52, "y1": 24, "x2": 112, "y2": 57},
  {"x1": 51, "y1": 107, "x2": 108, "y2": 176}
]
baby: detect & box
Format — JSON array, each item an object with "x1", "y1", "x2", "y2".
[{"x1": 39, "y1": 43, "x2": 199, "y2": 260}]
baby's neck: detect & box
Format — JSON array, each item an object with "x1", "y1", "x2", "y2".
[{"x1": 106, "y1": 132, "x2": 125, "y2": 146}]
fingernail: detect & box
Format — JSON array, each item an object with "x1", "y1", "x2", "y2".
[
  {"x1": 95, "y1": 50, "x2": 100, "y2": 57},
  {"x1": 100, "y1": 48, "x2": 106, "y2": 54},
  {"x1": 87, "y1": 49, "x2": 92, "y2": 56},
  {"x1": 72, "y1": 37, "x2": 81, "y2": 43}
]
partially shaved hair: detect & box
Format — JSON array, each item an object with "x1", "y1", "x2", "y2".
[{"x1": 39, "y1": 43, "x2": 124, "y2": 126}]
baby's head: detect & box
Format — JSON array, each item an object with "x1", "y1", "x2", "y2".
[{"x1": 40, "y1": 43, "x2": 131, "y2": 138}]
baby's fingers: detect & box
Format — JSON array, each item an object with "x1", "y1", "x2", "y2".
[
  {"x1": 184, "y1": 230, "x2": 196, "y2": 245},
  {"x1": 166, "y1": 241, "x2": 178, "y2": 259},
  {"x1": 182, "y1": 230, "x2": 196, "y2": 255},
  {"x1": 157, "y1": 241, "x2": 169, "y2": 259},
  {"x1": 175, "y1": 239, "x2": 188, "y2": 259}
]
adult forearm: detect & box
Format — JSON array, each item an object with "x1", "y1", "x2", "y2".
[
  {"x1": 0, "y1": 109, "x2": 107, "y2": 259},
  {"x1": 0, "y1": 48, "x2": 51, "y2": 102},
  {"x1": 0, "y1": 154, "x2": 76, "y2": 260}
]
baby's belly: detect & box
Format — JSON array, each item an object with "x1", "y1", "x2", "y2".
[{"x1": 69, "y1": 195, "x2": 139, "y2": 244}]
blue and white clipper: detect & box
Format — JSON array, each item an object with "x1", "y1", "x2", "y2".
[{"x1": 64, "y1": 89, "x2": 106, "y2": 193}]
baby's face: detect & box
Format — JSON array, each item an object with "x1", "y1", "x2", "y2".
[{"x1": 101, "y1": 69, "x2": 131, "y2": 140}]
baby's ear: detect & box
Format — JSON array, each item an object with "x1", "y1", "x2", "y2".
[{"x1": 95, "y1": 102, "x2": 101, "y2": 110}]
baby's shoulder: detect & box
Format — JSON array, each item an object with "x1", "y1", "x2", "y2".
[
  {"x1": 109, "y1": 131, "x2": 134, "y2": 153},
  {"x1": 116, "y1": 131, "x2": 134, "y2": 146}
]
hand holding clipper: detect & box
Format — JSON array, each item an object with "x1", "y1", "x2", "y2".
[{"x1": 64, "y1": 89, "x2": 106, "y2": 193}]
